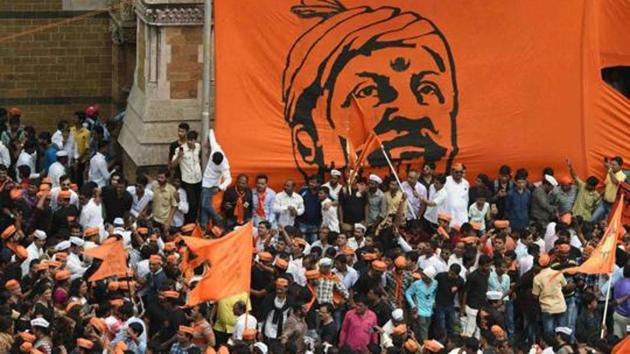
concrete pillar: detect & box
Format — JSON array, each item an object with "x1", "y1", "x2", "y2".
[{"x1": 118, "y1": 0, "x2": 207, "y2": 176}]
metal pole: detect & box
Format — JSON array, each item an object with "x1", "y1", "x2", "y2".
[{"x1": 201, "y1": 0, "x2": 212, "y2": 164}]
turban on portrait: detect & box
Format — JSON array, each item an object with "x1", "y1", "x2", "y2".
[{"x1": 282, "y1": 0, "x2": 454, "y2": 167}]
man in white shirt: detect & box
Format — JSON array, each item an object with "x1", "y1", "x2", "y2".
[
  {"x1": 252, "y1": 174, "x2": 277, "y2": 227},
  {"x1": 67, "y1": 237, "x2": 88, "y2": 279},
  {"x1": 48, "y1": 150, "x2": 68, "y2": 188},
  {"x1": 334, "y1": 255, "x2": 359, "y2": 290},
  {"x1": 171, "y1": 130, "x2": 202, "y2": 223},
  {"x1": 422, "y1": 174, "x2": 449, "y2": 229},
  {"x1": 444, "y1": 163, "x2": 470, "y2": 227},
  {"x1": 171, "y1": 178, "x2": 189, "y2": 229},
  {"x1": 232, "y1": 300, "x2": 258, "y2": 341},
  {"x1": 51, "y1": 120, "x2": 77, "y2": 167},
  {"x1": 79, "y1": 186, "x2": 104, "y2": 229},
  {"x1": 200, "y1": 129, "x2": 232, "y2": 228},
  {"x1": 88, "y1": 141, "x2": 113, "y2": 187},
  {"x1": 127, "y1": 175, "x2": 153, "y2": 219},
  {"x1": 347, "y1": 223, "x2": 367, "y2": 250},
  {"x1": 321, "y1": 169, "x2": 343, "y2": 201},
  {"x1": 318, "y1": 186, "x2": 339, "y2": 232},
  {"x1": 401, "y1": 169, "x2": 427, "y2": 220},
  {"x1": 21, "y1": 230, "x2": 47, "y2": 277},
  {"x1": 272, "y1": 180, "x2": 305, "y2": 227},
  {"x1": 15, "y1": 140, "x2": 39, "y2": 182}
]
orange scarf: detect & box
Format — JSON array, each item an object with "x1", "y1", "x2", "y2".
[
  {"x1": 256, "y1": 190, "x2": 266, "y2": 218},
  {"x1": 235, "y1": 188, "x2": 246, "y2": 224}
]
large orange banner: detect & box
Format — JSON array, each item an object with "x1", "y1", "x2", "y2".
[{"x1": 214, "y1": 0, "x2": 630, "y2": 185}]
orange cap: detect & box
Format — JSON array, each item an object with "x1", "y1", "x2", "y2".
[
  {"x1": 76, "y1": 338, "x2": 94, "y2": 349},
  {"x1": 13, "y1": 245, "x2": 28, "y2": 260},
  {"x1": 136, "y1": 227, "x2": 149, "y2": 235},
  {"x1": 258, "y1": 251, "x2": 273, "y2": 262},
  {"x1": 1, "y1": 225, "x2": 16, "y2": 239},
  {"x1": 494, "y1": 220, "x2": 510, "y2": 229},
  {"x1": 160, "y1": 290, "x2": 179, "y2": 299},
  {"x1": 471, "y1": 222, "x2": 482, "y2": 231},
  {"x1": 461, "y1": 236, "x2": 478, "y2": 244},
  {"x1": 8, "y1": 107, "x2": 22, "y2": 116},
  {"x1": 293, "y1": 237, "x2": 308, "y2": 247},
  {"x1": 65, "y1": 301, "x2": 81, "y2": 313},
  {"x1": 372, "y1": 260, "x2": 387, "y2": 272},
  {"x1": 59, "y1": 190, "x2": 71, "y2": 199},
  {"x1": 242, "y1": 328, "x2": 257, "y2": 340},
  {"x1": 404, "y1": 339, "x2": 419, "y2": 352},
  {"x1": 18, "y1": 331, "x2": 36, "y2": 343},
  {"x1": 392, "y1": 324, "x2": 407, "y2": 336},
  {"x1": 84, "y1": 227, "x2": 99, "y2": 237},
  {"x1": 452, "y1": 163, "x2": 464, "y2": 171},
  {"x1": 179, "y1": 325, "x2": 195, "y2": 334},
  {"x1": 107, "y1": 282, "x2": 120, "y2": 291},
  {"x1": 110, "y1": 299, "x2": 124, "y2": 307},
  {"x1": 55, "y1": 270, "x2": 71, "y2": 281},
  {"x1": 394, "y1": 256, "x2": 407, "y2": 269},
  {"x1": 305, "y1": 269, "x2": 320, "y2": 280},
  {"x1": 275, "y1": 258, "x2": 289, "y2": 270},
  {"x1": 5, "y1": 279, "x2": 20, "y2": 290},
  {"x1": 89, "y1": 317, "x2": 109, "y2": 334},
  {"x1": 437, "y1": 226, "x2": 450, "y2": 240},
  {"x1": 342, "y1": 247, "x2": 355, "y2": 256},
  {"x1": 559, "y1": 176, "x2": 573, "y2": 185},
  {"x1": 422, "y1": 339, "x2": 444, "y2": 352},
  {"x1": 491, "y1": 325, "x2": 507, "y2": 340},
  {"x1": 113, "y1": 342, "x2": 128, "y2": 354},
  {"x1": 119, "y1": 281, "x2": 137, "y2": 291}
]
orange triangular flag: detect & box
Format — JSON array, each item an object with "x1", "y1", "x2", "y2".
[
  {"x1": 83, "y1": 240, "x2": 128, "y2": 282},
  {"x1": 611, "y1": 334, "x2": 630, "y2": 354},
  {"x1": 184, "y1": 224, "x2": 254, "y2": 305},
  {"x1": 563, "y1": 195, "x2": 624, "y2": 275}
]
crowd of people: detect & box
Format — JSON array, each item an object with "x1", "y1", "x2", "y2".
[{"x1": 0, "y1": 107, "x2": 628, "y2": 354}]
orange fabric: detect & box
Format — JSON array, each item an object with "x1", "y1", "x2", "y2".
[
  {"x1": 183, "y1": 223, "x2": 253, "y2": 305},
  {"x1": 214, "y1": 0, "x2": 630, "y2": 187},
  {"x1": 564, "y1": 195, "x2": 624, "y2": 275},
  {"x1": 255, "y1": 190, "x2": 266, "y2": 218},
  {"x1": 611, "y1": 334, "x2": 630, "y2": 354},
  {"x1": 192, "y1": 224, "x2": 204, "y2": 238},
  {"x1": 234, "y1": 189, "x2": 246, "y2": 225},
  {"x1": 82, "y1": 239, "x2": 129, "y2": 282}
]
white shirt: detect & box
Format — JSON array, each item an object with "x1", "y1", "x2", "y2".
[
  {"x1": 202, "y1": 130, "x2": 232, "y2": 189},
  {"x1": 347, "y1": 237, "x2": 365, "y2": 251},
  {"x1": 322, "y1": 181, "x2": 342, "y2": 201},
  {"x1": 52, "y1": 130, "x2": 64, "y2": 150},
  {"x1": 272, "y1": 191, "x2": 305, "y2": 227},
  {"x1": 544, "y1": 222, "x2": 557, "y2": 253},
  {"x1": 417, "y1": 253, "x2": 443, "y2": 271},
  {"x1": 171, "y1": 187, "x2": 189, "y2": 228},
  {"x1": 401, "y1": 181, "x2": 427, "y2": 219},
  {"x1": 53, "y1": 130, "x2": 78, "y2": 162},
  {"x1": 173, "y1": 142, "x2": 202, "y2": 184},
  {"x1": 233, "y1": 313, "x2": 258, "y2": 340},
  {"x1": 423, "y1": 185, "x2": 449, "y2": 224},
  {"x1": 67, "y1": 252, "x2": 88, "y2": 279},
  {"x1": 88, "y1": 152, "x2": 111, "y2": 187},
  {"x1": 50, "y1": 187, "x2": 79, "y2": 210},
  {"x1": 445, "y1": 176, "x2": 470, "y2": 227},
  {"x1": 15, "y1": 150, "x2": 39, "y2": 182},
  {"x1": 21, "y1": 242, "x2": 44, "y2": 277},
  {"x1": 79, "y1": 197, "x2": 104, "y2": 228},
  {"x1": 47, "y1": 161, "x2": 66, "y2": 188},
  {"x1": 320, "y1": 197, "x2": 339, "y2": 233},
  {"x1": 127, "y1": 186, "x2": 153, "y2": 218},
  {"x1": 468, "y1": 202, "x2": 489, "y2": 231},
  {"x1": 287, "y1": 258, "x2": 306, "y2": 286},
  {"x1": 0, "y1": 141, "x2": 10, "y2": 168},
  {"x1": 519, "y1": 254, "x2": 534, "y2": 276},
  {"x1": 334, "y1": 266, "x2": 359, "y2": 290}
]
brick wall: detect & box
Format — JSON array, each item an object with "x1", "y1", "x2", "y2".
[
  {"x1": 0, "y1": 0, "x2": 113, "y2": 132},
  {"x1": 166, "y1": 27, "x2": 202, "y2": 99}
]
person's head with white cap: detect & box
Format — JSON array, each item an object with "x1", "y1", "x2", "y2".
[
  {"x1": 554, "y1": 327, "x2": 572, "y2": 344},
  {"x1": 55, "y1": 240, "x2": 71, "y2": 252},
  {"x1": 353, "y1": 223, "x2": 366, "y2": 239},
  {"x1": 391, "y1": 308, "x2": 404, "y2": 324},
  {"x1": 319, "y1": 257, "x2": 333, "y2": 275},
  {"x1": 32, "y1": 230, "x2": 47, "y2": 248},
  {"x1": 329, "y1": 169, "x2": 342, "y2": 185},
  {"x1": 69, "y1": 236, "x2": 85, "y2": 254},
  {"x1": 31, "y1": 317, "x2": 51, "y2": 336},
  {"x1": 253, "y1": 342, "x2": 268, "y2": 354},
  {"x1": 421, "y1": 266, "x2": 437, "y2": 284},
  {"x1": 543, "y1": 174, "x2": 558, "y2": 192},
  {"x1": 367, "y1": 174, "x2": 382, "y2": 191},
  {"x1": 56, "y1": 149, "x2": 68, "y2": 163},
  {"x1": 113, "y1": 217, "x2": 124, "y2": 228},
  {"x1": 486, "y1": 291, "x2": 503, "y2": 306}
]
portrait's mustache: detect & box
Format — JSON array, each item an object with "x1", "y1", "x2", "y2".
[{"x1": 373, "y1": 107, "x2": 440, "y2": 136}]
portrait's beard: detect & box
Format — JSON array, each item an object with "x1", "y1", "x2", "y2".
[{"x1": 365, "y1": 107, "x2": 448, "y2": 166}]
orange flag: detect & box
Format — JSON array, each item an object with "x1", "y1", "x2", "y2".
[
  {"x1": 83, "y1": 239, "x2": 128, "y2": 282},
  {"x1": 611, "y1": 334, "x2": 630, "y2": 354},
  {"x1": 345, "y1": 97, "x2": 382, "y2": 182},
  {"x1": 183, "y1": 224, "x2": 253, "y2": 306},
  {"x1": 191, "y1": 224, "x2": 204, "y2": 238},
  {"x1": 563, "y1": 195, "x2": 624, "y2": 275}
]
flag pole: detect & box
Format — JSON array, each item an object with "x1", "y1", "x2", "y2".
[
  {"x1": 378, "y1": 143, "x2": 417, "y2": 219},
  {"x1": 600, "y1": 272, "x2": 613, "y2": 338}
]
